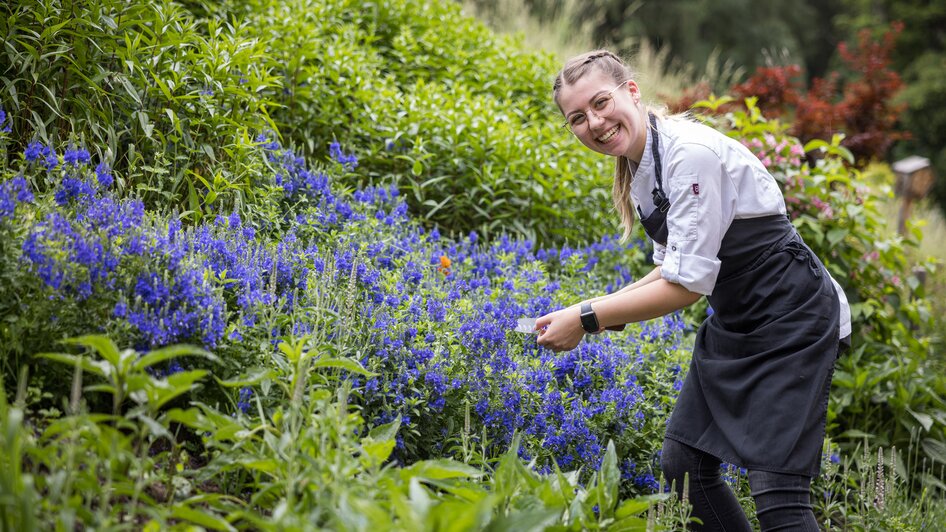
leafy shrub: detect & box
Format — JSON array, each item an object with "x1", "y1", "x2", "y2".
[
  {"x1": 0, "y1": 0, "x2": 615, "y2": 246},
  {"x1": 669, "y1": 23, "x2": 908, "y2": 167}
]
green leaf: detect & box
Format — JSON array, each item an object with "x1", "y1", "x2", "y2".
[
  {"x1": 362, "y1": 439, "x2": 396, "y2": 464},
  {"x1": 922, "y1": 438, "x2": 946, "y2": 464},
  {"x1": 826, "y1": 228, "x2": 848, "y2": 246},
  {"x1": 614, "y1": 494, "x2": 669, "y2": 519},
  {"x1": 908, "y1": 407, "x2": 934, "y2": 432},
  {"x1": 164, "y1": 408, "x2": 211, "y2": 431},
  {"x1": 170, "y1": 505, "x2": 236, "y2": 531},
  {"x1": 61, "y1": 335, "x2": 121, "y2": 368},
  {"x1": 597, "y1": 440, "x2": 619, "y2": 515},
  {"x1": 216, "y1": 368, "x2": 276, "y2": 387},
  {"x1": 36, "y1": 353, "x2": 109, "y2": 378},
  {"x1": 311, "y1": 357, "x2": 376, "y2": 377},
  {"x1": 368, "y1": 415, "x2": 401, "y2": 441},
  {"x1": 486, "y1": 507, "x2": 562, "y2": 532},
  {"x1": 402, "y1": 459, "x2": 485, "y2": 482},
  {"x1": 155, "y1": 370, "x2": 209, "y2": 410},
  {"x1": 134, "y1": 344, "x2": 217, "y2": 371}
]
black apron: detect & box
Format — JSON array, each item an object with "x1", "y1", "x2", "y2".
[{"x1": 639, "y1": 116, "x2": 841, "y2": 476}]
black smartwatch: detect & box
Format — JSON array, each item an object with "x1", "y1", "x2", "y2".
[{"x1": 579, "y1": 303, "x2": 599, "y2": 333}]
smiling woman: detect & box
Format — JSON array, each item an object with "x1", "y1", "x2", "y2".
[{"x1": 539, "y1": 49, "x2": 853, "y2": 532}]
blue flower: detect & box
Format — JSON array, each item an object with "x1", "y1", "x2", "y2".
[
  {"x1": 237, "y1": 387, "x2": 253, "y2": 414},
  {"x1": 95, "y1": 162, "x2": 113, "y2": 188},
  {"x1": 328, "y1": 141, "x2": 358, "y2": 170},
  {"x1": 63, "y1": 146, "x2": 91, "y2": 167},
  {"x1": 0, "y1": 177, "x2": 33, "y2": 221},
  {"x1": 0, "y1": 107, "x2": 11, "y2": 133}
]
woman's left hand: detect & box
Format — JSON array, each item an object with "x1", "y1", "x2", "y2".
[{"x1": 535, "y1": 306, "x2": 585, "y2": 352}]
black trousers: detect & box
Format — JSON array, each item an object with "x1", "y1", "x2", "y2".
[{"x1": 660, "y1": 438, "x2": 820, "y2": 531}]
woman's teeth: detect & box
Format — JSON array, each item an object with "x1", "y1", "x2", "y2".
[{"x1": 597, "y1": 125, "x2": 619, "y2": 142}]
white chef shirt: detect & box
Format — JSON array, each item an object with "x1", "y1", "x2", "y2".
[{"x1": 630, "y1": 116, "x2": 852, "y2": 339}]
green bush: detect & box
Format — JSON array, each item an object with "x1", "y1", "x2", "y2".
[{"x1": 1, "y1": 0, "x2": 616, "y2": 246}]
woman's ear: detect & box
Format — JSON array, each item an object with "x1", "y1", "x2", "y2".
[{"x1": 626, "y1": 80, "x2": 642, "y2": 104}]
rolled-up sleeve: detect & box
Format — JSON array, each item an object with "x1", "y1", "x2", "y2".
[
  {"x1": 652, "y1": 242, "x2": 666, "y2": 264},
  {"x1": 659, "y1": 143, "x2": 734, "y2": 295}
]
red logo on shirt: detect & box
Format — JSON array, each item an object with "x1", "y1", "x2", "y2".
[{"x1": 692, "y1": 183, "x2": 700, "y2": 195}]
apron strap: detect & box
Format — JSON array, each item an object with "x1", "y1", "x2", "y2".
[{"x1": 649, "y1": 112, "x2": 670, "y2": 213}]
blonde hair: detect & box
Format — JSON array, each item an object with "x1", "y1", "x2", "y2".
[{"x1": 553, "y1": 49, "x2": 663, "y2": 243}]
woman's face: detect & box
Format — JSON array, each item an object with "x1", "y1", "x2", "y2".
[{"x1": 557, "y1": 70, "x2": 647, "y2": 162}]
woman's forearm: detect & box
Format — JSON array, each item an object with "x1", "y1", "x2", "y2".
[
  {"x1": 593, "y1": 278, "x2": 702, "y2": 327},
  {"x1": 583, "y1": 266, "x2": 663, "y2": 306}
]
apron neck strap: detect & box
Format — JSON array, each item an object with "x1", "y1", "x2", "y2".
[{"x1": 648, "y1": 112, "x2": 670, "y2": 213}]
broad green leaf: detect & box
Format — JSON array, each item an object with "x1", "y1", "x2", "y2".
[
  {"x1": 908, "y1": 407, "x2": 934, "y2": 432},
  {"x1": 238, "y1": 458, "x2": 279, "y2": 474},
  {"x1": 598, "y1": 440, "x2": 619, "y2": 515},
  {"x1": 826, "y1": 228, "x2": 848, "y2": 246},
  {"x1": 609, "y1": 516, "x2": 649, "y2": 531},
  {"x1": 368, "y1": 415, "x2": 401, "y2": 441},
  {"x1": 154, "y1": 370, "x2": 210, "y2": 410},
  {"x1": 61, "y1": 335, "x2": 121, "y2": 368},
  {"x1": 311, "y1": 357, "x2": 376, "y2": 377},
  {"x1": 134, "y1": 344, "x2": 217, "y2": 371},
  {"x1": 402, "y1": 459, "x2": 485, "y2": 482},
  {"x1": 362, "y1": 439, "x2": 396, "y2": 463},
  {"x1": 164, "y1": 408, "x2": 212, "y2": 431},
  {"x1": 485, "y1": 507, "x2": 561, "y2": 532},
  {"x1": 37, "y1": 353, "x2": 109, "y2": 378},
  {"x1": 216, "y1": 368, "x2": 276, "y2": 387},
  {"x1": 922, "y1": 438, "x2": 946, "y2": 464},
  {"x1": 170, "y1": 505, "x2": 236, "y2": 532},
  {"x1": 614, "y1": 494, "x2": 669, "y2": 519}
]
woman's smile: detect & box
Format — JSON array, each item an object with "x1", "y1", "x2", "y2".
[{"x1": 595, "y1": 124, "x2": 620, "y2": 143}]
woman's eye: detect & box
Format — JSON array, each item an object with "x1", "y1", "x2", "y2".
[
  {"x1": 570, "y1": 114, "x2": 586, "y2": 126},
  {"x1": 594, "y1": 97, "x2": 610, "y2": 110}
]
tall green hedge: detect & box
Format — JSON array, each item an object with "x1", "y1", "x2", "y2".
[{"x1": 0, "y1": 0, "x2": 614, "y2": 246}]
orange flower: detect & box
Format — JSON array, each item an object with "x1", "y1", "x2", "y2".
[{"x1": 438, "y1": 255, "x2": 452, "y2": 275}]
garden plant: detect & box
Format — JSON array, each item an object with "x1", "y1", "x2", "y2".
[{"x1": 1, "y1": 0, "x2": 945, "y2": 529}]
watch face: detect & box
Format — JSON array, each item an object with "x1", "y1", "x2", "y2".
[{"x1": 580, "y1": 308, "x2": 598, "y2": 332}]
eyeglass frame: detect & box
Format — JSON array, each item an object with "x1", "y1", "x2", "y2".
[{"x1": 561, "y1": 79, "x2": 633, "y2": 133}]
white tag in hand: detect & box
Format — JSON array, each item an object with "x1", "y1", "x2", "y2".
[{"x1": 514, "y1": 318, "x2": 538, "y2": 334}]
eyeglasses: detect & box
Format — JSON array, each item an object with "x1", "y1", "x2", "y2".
[{"x1": 562, "y1": 80, "x2": 630, "y2": 133}]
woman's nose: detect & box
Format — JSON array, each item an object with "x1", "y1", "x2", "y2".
[{"x1": 586, "y1": 111, "x2": 607, "y2": 129}]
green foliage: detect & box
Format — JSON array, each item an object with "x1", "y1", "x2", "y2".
[
  {"x1": 2, "y1": 336, "x2": 684, "y2": 530},
  {"x1": 0, "y1": 0, "x2": 278, "y2": 214},
  {"x1": 0, "y1": 0, "x2": 617, "y2": 246}
]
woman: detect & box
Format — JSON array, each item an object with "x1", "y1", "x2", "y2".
[{"x1": 535, "y1": 50, "x2": 851, "y2": 531}]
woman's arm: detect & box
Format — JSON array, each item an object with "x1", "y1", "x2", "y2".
[
  {"x1": 583, "y1": 265, "x2": 663, "y2": 305},
  {"x1": 535, "y1": 278, "x2": 702, "y2": 352},
  {"x1": 554, "y1": 266, "x2": 664, "y2": 331}
]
